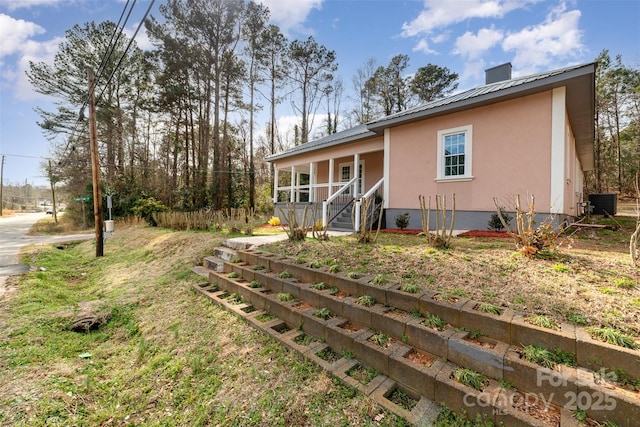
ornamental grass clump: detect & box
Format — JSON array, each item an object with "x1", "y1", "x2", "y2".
[
  {"x1": 589, "y1": 326, "x2": 638, "y2": 349},
  {"x1": 476, "y1": 302, "x2": 501, "y2": 316},
  {"x1": 423, "y1": 313, "x2": 447, "y2": 331},
  {"x1": 357, "y1": 295, "x2": 376, "y2": 306},
  {"x1": 400, "y1": 283, "x2": 421, "y2": 294},
  {"x1": 526, "y1": 315, "x2": 559, "y2": 330},
  {"x1": 315, "y1": 308, "x2": 333, "y2": 320},
  {"x1": 452, "y1": 368, "x2": 488, "y2": 391}
]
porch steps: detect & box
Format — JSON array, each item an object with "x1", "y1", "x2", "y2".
[
  {"x1": 330, "y1": 208, "x2": 354, "y2": 231},
  {"x1": 192, "y1": 246, "x2": 640, "y2": 426}
]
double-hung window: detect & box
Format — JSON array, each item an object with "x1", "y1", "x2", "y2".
[{"x1": 436, "y1": 125, "x2": 473, "y2": 180}]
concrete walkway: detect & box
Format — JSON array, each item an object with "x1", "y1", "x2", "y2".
[{"x1": 224, "y1": 230, "x2": 353, "y2": 250}]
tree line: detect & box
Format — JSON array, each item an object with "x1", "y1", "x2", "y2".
[
  {"x1": 591, "y1": 50, "x2": 640, "y2": 196},
  {"x1": 27, "y1": 1, "x2": 638, "y2": 226}
]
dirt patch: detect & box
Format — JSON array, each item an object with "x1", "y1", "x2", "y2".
[
  {"x1": 294, "y1": 302, "x2": 313, "y2": 311},
  {"x1": 339, "y1": 321, "x2": 363, "y2": 332},
  {"x1": 510, "y1": 390, "x2": 561, "y2": 425},
  {"x1": 385, "y1": 309, "x2": 409, "y2": 320},
  {"x1": 404, "y1": 349, "x2": 435, "y2": 367},
  {"x1": 463, "y1": 336, "x2": 497, "y2": 349}
]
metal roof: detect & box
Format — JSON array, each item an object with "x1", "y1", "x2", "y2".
[
  {"x1": 266, "y1": 124, "x2": 377, "y2": 161},
  {"x1": 267, "y1": 62, "x2": 595, "y2": 168}
]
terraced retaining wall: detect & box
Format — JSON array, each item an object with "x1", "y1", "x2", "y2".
[{"x1": 192, "y1": 246, "x2": 640, "y2": 427}]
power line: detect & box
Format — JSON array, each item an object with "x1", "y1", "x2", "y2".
[
  {"x1": 0, "y1": 153, "x2": 53, "y2": 160},
  {"x1": 58, "y1": 0, "x2": 137, "y2": 167},
  {"x1": 94, "y1": 0, "x2": 135, "y2": 88},
  {"x1": 97, "y1": 0, "x2": 155, "y2": 103}
]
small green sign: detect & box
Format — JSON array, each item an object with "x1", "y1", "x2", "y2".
[{"x1": 74, "y1": 197, "x2": 90, "y2": 202}]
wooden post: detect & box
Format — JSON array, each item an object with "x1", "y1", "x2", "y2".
[{"x1": 88, "y1": 68, "x2": 104, "y2": 257}]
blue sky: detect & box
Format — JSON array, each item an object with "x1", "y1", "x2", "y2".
[{"x1": 0, "y1": 0, "x2": 638, "y2": 186}]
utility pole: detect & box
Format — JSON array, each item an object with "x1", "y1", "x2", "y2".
[
  {"x1": 0, "y1": 155, "x2": 4, "y2": 216},
  {"x1": 48, "y1": 159, "x2": 58, "y2": 224},
  {"x1": 88, "y1": 68, "x2": 104, "y2": 257}
]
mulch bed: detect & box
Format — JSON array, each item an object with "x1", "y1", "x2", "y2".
[
  {"x1": 381, "y1": 229, "x2": 512, "y2": 238},
  {"x1": 380, "y1": 229, "x2": 422, "y2": 235},
  {"x1": 458, "y1": 230, "x2": 511, "y2": 238}
]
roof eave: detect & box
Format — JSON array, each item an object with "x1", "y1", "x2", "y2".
[
  {"x1": 265, "y1": 129, "x2": 377, "y2": 162},
  {"x1": 367, "y1": 63, "x2": 596, "y2": 133}
]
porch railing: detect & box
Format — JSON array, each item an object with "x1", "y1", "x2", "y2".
[{"x1": 355, "y1": 178, "x2": 384, "y2": 232}]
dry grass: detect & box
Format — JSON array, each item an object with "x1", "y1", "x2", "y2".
[
  {"x1": 262, "y1": 215, "x2": 640, "y2": 336},
  {"x1": 26, "y1": 213, "x2": 93, "y2": 235},
  {"x1": 0, "y1": 223, "x2": 406, "y2": 426},
  {"x1": 3, "y1": 213, "x2": 638, "y2": 425}
]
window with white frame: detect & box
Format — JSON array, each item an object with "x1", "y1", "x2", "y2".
[{"x1": 436, "y1": 125, "x2": 473, "y2": 180}]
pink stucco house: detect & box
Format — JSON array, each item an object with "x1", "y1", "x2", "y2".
[{"x1": 267, "y1": 62, "x2": 595, "y2": 231}]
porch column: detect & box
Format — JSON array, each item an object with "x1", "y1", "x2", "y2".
[
  {"x1": 383, "y1": 128, "x2": 390, "y2": 209},
  {"x1": 296, "y1": 171, "x2": 302, "y2": 202},
  {"x1": 290, "y1": 165, "x2": 295, "y2": 203},
  {"x1": 550, "y1": 87, "x2": 566, "y2": 214},
  {"x1": 328, "y1": 158, "x2": 334, "y2": 199},
  {"x1": 273, "y1": 168, "x2": 279, "y2": 203},
  {"x1": 309, "y1": 162, "x2": 315, "y2": 203},
  {"x1": 353, "y1": 153, "x2": 360, "y2": 196}
]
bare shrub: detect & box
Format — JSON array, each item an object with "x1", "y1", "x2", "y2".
[
  {"x1": 630, "y1": 176, "x2": 640, "y2": 267},
  {"x1": 418, "y1": 193, "x2": 456, "y2": 248},
  {"x1": 492, "y1": 195, "x2": 559, "y2": 258},
  {"x1": 277, "y1": 203, "x2": 308, "y2": 241},
  {"x1": 355, "y1": 197, "x2": 384, "y2": 244},
  {"x1": 312, "y1": 204, "x2": 330, "y2": 241}
]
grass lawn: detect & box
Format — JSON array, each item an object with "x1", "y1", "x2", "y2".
[
  {"x1": 0, "y1": 222, "x2": 411, "y2": 426},
  {"x1": 1, "y1": 214, "x2": 638, "y2": 426}
]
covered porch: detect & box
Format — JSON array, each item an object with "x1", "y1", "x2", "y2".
[{"x1": 272, "y1": 148, "x2": 385, "y2": 231}]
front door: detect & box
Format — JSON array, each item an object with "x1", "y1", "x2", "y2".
[{"x1": 339, "y1": 161, "x2": 365, "y2": 196}]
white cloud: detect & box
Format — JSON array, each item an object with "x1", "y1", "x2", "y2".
[
  {"x1": 502, "y1": 3, "x2": 584, "y2": 74},
  {"x1": 0, "y1": 13, "x2": 45, "y2": 57},
  {"x1": 123, "y1": 21, "x2": 153, "y2": 51},
  {"x1": 13, "y1": 36, "x2": 62, "y2": 100},
  {"x1": 453, "y1": 27, "x2": 504, "y2": 60},
  {"x1": 430, "y1": 32, "x2": 450, "y2": 44},
  {"x1": 0, "y1": 0, "x2": 65, "y2": 11},
  {"x1": 401, "y1": 0, "x2": 538, "y2": 38},
  {"x1": 463, "y1": 59, "x2": 488, "y2": 82},
  {"x1": 258, "y1": 0, "x2": 323, "y2": 34},
  {"x1": 0, "y1": 13, "x2": 62, "y2": 100},
  {"x1": 413, "y1": 38, "x2": 437, "y2": 55}
]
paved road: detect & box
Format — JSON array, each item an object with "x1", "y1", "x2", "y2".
[{"x1": 0, "y1": 212, "x2": 93, "y2": 295}]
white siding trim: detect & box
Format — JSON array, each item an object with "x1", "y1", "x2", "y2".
[
  {"x1": 551, "y1": 87, "x2": 566, "y2": 214},
  {"x1": 383, "y1": 128, "x2": 390, "y2": 209}
]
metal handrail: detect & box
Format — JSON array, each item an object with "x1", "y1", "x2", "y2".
[
  {"x1": 323, "y1": 176, "x2": 358, "y2": 227},
  {"x1": 328, "y1": 199, "x2": 354, "y2": 224}
]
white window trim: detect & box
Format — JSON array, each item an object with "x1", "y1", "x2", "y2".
[{"x1": 435, "y1": 124, "x2": 473, "y2": 181}]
